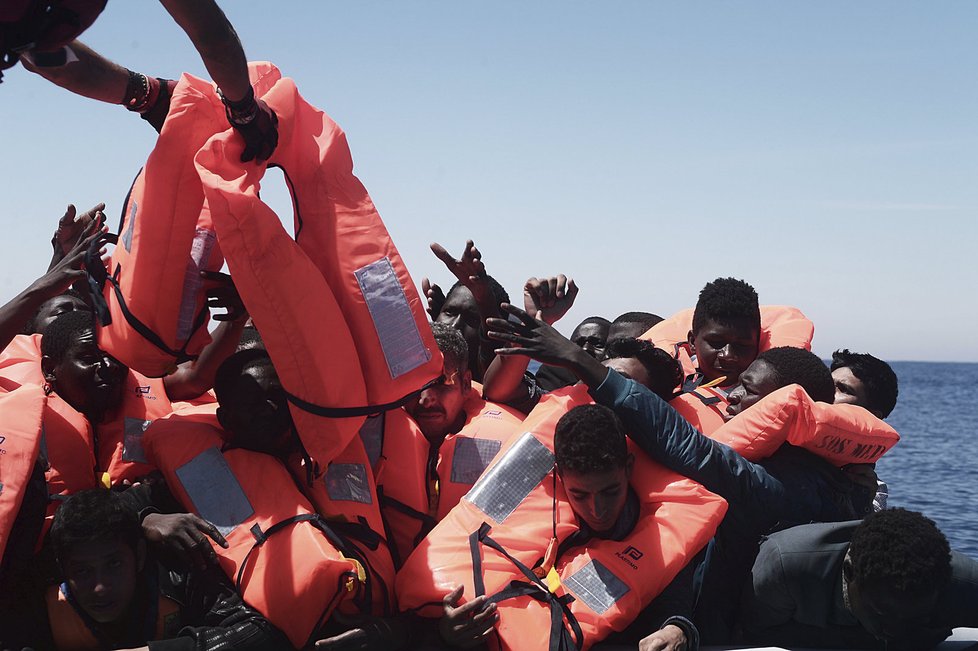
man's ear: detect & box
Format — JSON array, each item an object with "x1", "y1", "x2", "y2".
[
  {"x1": 41, "y1": 354, "x2": 57, "y2": 385},
  {"x1": 686, "y1": 329, "x2": 696, "y2": 353},
  {"x1": 216, "y1": 406, "x2": 229, "y2": 432},
  {"x1": 461, "y1": 368, "x2": 473, "y2": 394},
  {"x1": 842, "y1": 552, "x2": 854, "y2": 583}
]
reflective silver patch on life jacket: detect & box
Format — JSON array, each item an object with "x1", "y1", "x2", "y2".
[
  {"x1": 354, "y1": 257, "x2": 431, "y2": 379},
  {"x1": 122, "y1": 418, "x2": 152, "y2": 463},
  {"x1": 175, "y1": 447, "x2": 255, "y2": 537},
  {"x1": 563, "y1": 559, "x2": 630, "y2": 615},
  {"x1": 466, "y1": 432, "x2": 554, "y2": 524},
  {"x1": 358, "y1": 414, "x2": 385, "y2": 471},
  {"x1": 450, "y1": 437, "x2": 502, "y2": 485},
  {"x1": 121, "y1": 200, "x2": 137, "y2": 252},
  {"x1": 177, "y1": 228, "x2": 217, "y2": 341},
  {"x1": 325, "y1": 462, "x2": 373, "y2": 504}
]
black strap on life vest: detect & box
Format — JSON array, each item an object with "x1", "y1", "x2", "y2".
[
  {"x1": 468, "y1": 522, "x2": 584, "y2": 651},
  {"x1": 83, "y1": 232, "x2": 208, "y2": 369},
  {"x1": 376, "y1": 486, "x2": 438, "y2": 568},
  {"x1": 687, "y1": 386, "x2": 722, "y2": 407},
  {"x1": 282, "y1": 376, "x2": 439, "y2": 419}
]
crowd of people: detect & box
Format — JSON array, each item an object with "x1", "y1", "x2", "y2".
[{"x1": 2, "y1": 2, "x2": 977, "y2": 650}]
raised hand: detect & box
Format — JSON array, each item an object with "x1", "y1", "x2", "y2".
[
  {"x1": 422, "y1": 277, "x2": 446, "y2": 319},
  {"x1": 52, "y1": 202, "x2": 105, "y2": 259},
  {"x1": 141, "y1": 512, "x2": 228, "y2": 571},
  {"x1": 200, "y1": 270, "x2": 247, "y2": 322},
  {"x1": 523, "y1": 275, "x2": 578, "y2": 325},
  {"x1": 430, "y1": 240, "x2": 491, "y2": 305}
]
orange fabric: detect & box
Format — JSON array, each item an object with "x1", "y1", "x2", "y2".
[
  {"x1": 710, "y1": 384, "x2": 900, "y2": 465},
  {"x1": 670, "y1": 386, "x2": 729, "y2": 436},
  {"x1": 194, "y1": 62, "x2": 441, "y2": 470},
  {"x1": 45, "y1": 583, "x2": 181, "y2": 650},
  {"x1": 375, "y1": 391, "x2": 523, "y2": 566},
  {"x1": 0, "y1": 384, "x2": 45, "y2": 563},
  {"x1": 143, "y1": 405, "x2": 363, "y2": 648},
  {"x1": 97, "y1": 72, "x2": 228, "y2": 378},
  {"x1": 396, "y1": 385, "x2": 728, "y2": 650},
  {"x1": 0, "y1": 334, "x2": 44, "y2": 391},
  {"x1": 641, "y1": 305, "x2": 815, "y2": 385}
]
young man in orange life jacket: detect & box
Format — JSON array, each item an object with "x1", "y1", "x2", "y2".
[
  {"x1": 374, "y1": 322, "x2": 524, "y2": 568},
  {"x1": 426, "y1": 404, "x2": 701, "y2": 651},
  {"x1": 14, "y1": 488, "x2": 291, "y2": 651}
]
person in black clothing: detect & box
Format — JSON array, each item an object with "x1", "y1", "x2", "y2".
[{"x1": 5, "y1": 489, "x2": 291, "y2": 651}]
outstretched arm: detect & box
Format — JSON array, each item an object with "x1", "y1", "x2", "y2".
[
  {"x1": 0, "y1": 205, "x2": 105, "y2": 350},
  {"x1": 482, "y1": 275, "x2": 577, "y2": 410}
]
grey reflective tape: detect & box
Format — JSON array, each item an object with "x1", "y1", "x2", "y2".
[
  {"x1": 354, "y1": 257, "x2": 431, "y2": 378},
  {"x1": 325, "y1": 463, "x2": 373, "y2": 504},
  {"x1": 0, "y1": 481, "x2": 4, "y2": 496},
  {"x1": 121, "y1": 200, "x2": 137, "y2": 252},
  {"x1": 122, "y1": 418, "x2": 152, "y2": 463},
  {"x1": 358, "y1": 414, "x2": 385, "y2": 470},
  {"x1": 563, "y1": 559, "x2": 630, "y2": 615},
  {"x1": 175, "y1": 447, "x2": 255, "y2": 537},
  {"x1": 466, "y1": 433, "x2": 553, "y2": 524},
  {"x1": 450, "y1": 437, "x2": 502, "y2": 485},
  {"x1": 176, "y1": 228, "x2": 217, "y2": 341}
]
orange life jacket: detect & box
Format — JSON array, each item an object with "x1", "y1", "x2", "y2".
[
  {"x1": 88, "y1": 72, "x2": 228, "y2": 378},
  {"x1": 45, "y1": 581, "x2": 181, "y2": 651},
  {"x1": 709, "y1": 384, "x2": 900, "y2": 465},
  {"x1": 372, "y1": 391, "x2": 523, "y2": 567},
  {"x1": 396, "y1": 385, "x2": 728, "y2": 650},
  {"x1": 194, "y1": 62, "x2": 442, "y2": 469},
  {"x1": 641, "y1": 305, "x2": 815, "y2": 388},
  {"x1": 0, "y1": 384, "x2": 45, "y2": 563},
  {"x1": 143, "y1": 406, "x2": 378, "y2": 646},
  {"x1": 0, "y1": 333, "x2": 44, "y2": 391},
  {"x1": 670, "y1": 385, "x2": 729, "y2": 436}
]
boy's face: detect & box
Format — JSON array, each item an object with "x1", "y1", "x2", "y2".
[
  {"x1": 63, "y1": 538, "x2": 142, "y2": 624},
  {"x1": 559, "y1": 456, "x2": 633, "y2": 534},
  {"x1": 688, "y1": 318, "x2": 759, "y2": 386}
]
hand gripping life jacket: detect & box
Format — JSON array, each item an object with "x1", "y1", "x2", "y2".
[
  {"x1": 710, "y1": 384, "x2": 900, "y2": 466},
  {"x1": 142, "y1": 406, "x2": 374, "y2": 648},
  {"x1": 641, "y1": 305, "x2": 815, "y2": 388},
  {"x1": 0, "y1": 384, "x2": 45, "y2": 563},
  {"x1": 670, "y1": 385, "x2": 729, "y2": 436},
  {"x1": 194, "y1": 62, "x2": 442, "y2": 468},
  {"x1": 45, "y1": 581, "x2": 181, "y2": 651},
  {"x1": 372, "y1": 391, "x2": 523, "y2": 567},
  {"x1": 86, "y1": 71, "x2": 229, "y2": 378},
  {"x1": 396, "y1": 385, "x2": 728, "y2": 650}
]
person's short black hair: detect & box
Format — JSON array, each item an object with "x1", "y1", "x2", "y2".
[
  {"x1": 214, "y1": 348, "x2": 276, "y2": 404},
  {"x1": 691, "y1": 277, "x2": 760, "y2": 335},
  {"x1": 22, "y1": 288, "x2": 89, "y2": 335},
  {"x1": 554, "y1": 404, "x2": 628, "y2": 475},
  {"x1": 40, "y1": 310, "x2": 96, "y2": 365},
  {"x1": 446, "y1": 275, "x2": 510, "y2": 310},
  {"x1": 431, "y1": 321, "x2": 469, "y2": 373},
  {"x1": 605, "y1": 337, "x2": 682, "y2": 400},
  {"x1": 754, "y1": 346, "x2": 834, "y2": 404},
  {"x1": 848, "y1": 508, "x2": 952, "y2": 595},
  {"x1": 573, "y1": 316, "x2": 611, "y2": 332},
  {"x1": 236, "y1": 323, "x2": 265, "y2": 352},
  {"x1": 50, "y1": 489, "x2": 141, "y2": 567},
  {"x1": 831, "y1": 349, "x2": 899, "y2": 418},
  {"x1": 612, "y1": 311, "x2": 663, "y2": 331}
]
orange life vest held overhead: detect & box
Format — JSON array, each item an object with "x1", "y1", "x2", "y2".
[
  {"x1": 88, "y1": 71, "x2": 228, "y2": 378},
  {"x1": 709, "y1": 384, "x2": 900, "y2": 466},
  {"x1": 396, "y1": 385, "x2": 727, "y2": 650},
  {"x1": 372, "y1": 391, "x2": 523, "y2": 567},
  {"x1": 194, "y1": 62, "x2": 442, "y2": 469},
  {"x1": 142, "y1": 406, "x2": 372, "y2": 648}
]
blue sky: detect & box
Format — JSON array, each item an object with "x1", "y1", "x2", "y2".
[{"x1": 1, "y1": 2, "x2": 975, "y2": 361}]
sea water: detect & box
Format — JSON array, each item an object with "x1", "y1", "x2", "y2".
[{"x1": 875, "y1": 361, "x2": 978, "y2": 557}]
